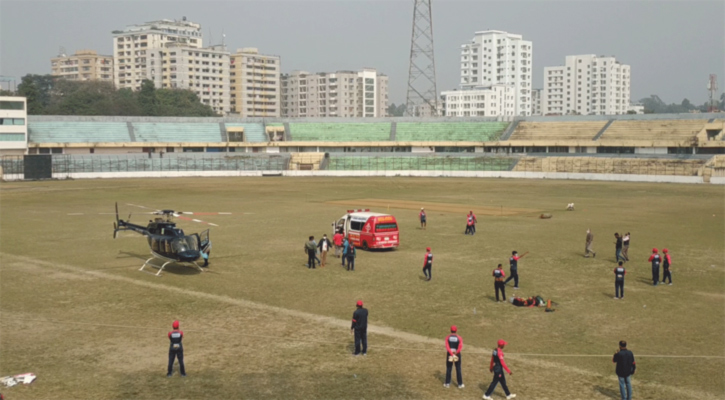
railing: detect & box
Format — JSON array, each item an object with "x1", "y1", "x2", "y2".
[{"x1": 1, "y1": 153, "x2": 291, "y2": 177}]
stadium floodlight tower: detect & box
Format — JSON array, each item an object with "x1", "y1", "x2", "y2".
[
  {"x1": 707, "y1": 74, "x2": 718, "y2": 112},
  {"x1": 405, "y1": 0, "x2": 439, "y2": 117}
]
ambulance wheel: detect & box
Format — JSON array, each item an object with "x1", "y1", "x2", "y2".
[{"x1": 362, "y1": 241, "x2": 369, "y2": 250}]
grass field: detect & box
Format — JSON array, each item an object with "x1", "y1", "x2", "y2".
[{"x1": 0, "y1": 177, "x2": 723, "y2": 400}]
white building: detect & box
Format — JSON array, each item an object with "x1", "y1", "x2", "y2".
[
  {"x1": 150, "y1": 43, "x2": 231, "y2": 115},
  {"x1": 441, "y1": 84, "x2": 515, "y2": 117},
  {"x1": 113, "y1": 19, "x2": 203, "y2": 91},
  {"x1": 459, "y1": 30, "x2": 533, "y2": 116},
  {"x1": 0, "y1": 97, "x2": 28, "y2": 156},
  {"x1": 230, "y1": 48, "x2": 281, "y2": 117},
  {"x1": 543, "y1": 55, "x2": 630, "y2": 116},
  {"x1": 281, "y1": 68, "x2": 388, "y2": 118},
  {"x1": 531, "y1": 89, "x2": 542, "y2": 115},
  {"x1": 628, "y1": 103, "x2": 644, "y2": 114}
]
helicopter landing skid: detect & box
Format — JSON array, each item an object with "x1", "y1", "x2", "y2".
[{"x1": 139, "y1": 256, "x2": 204, "y2": 276}]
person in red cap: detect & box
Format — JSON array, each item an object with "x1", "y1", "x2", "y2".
[
  {"x1": 167, "y1": 320, "x2": 186, "y2": 377},
  {"x1": 423, "y1": 247, "x2": 433, "y2": 281},
  {"x1": 444, "y1": 325, "x2": 464, "y2": 389},
  {"x1": 493, "y1": 264, "x2": 507, "y2": 302},
  {"x1": 483, "y1": 340, "x2": 515, "y2": 399},
  {"x1": 662, "y1": 248, "x2": 672, "y2": 285},
  {"x1": 351, "y1": 300, "x2": 368, "y2": 355},
  {"x1": 648, "y1": 248, "x2": 661, "y2": 286}
]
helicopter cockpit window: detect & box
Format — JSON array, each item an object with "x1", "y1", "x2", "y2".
[{"x1": 171, "y1": 236, "x2": 199, "y2": 253}]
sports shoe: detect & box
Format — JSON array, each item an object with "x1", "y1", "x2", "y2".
[
  {"x1": 668, "y1": 283, "x2": 672, "y2": 285},
  {"x1": 181, "y1": 374, "x2": 186, "y2": 377},
  {"x1": 514, "y1": 287, "x2": 519, "y2": 290},
  {"x1": 167, "y1": 374, "x2": 172, "y2": 377},
  {"x1": 507, "y1": 395, "x2": 517, "y2": 399},
  {"x1": 458, "y1": 384, "x2": 465, "y2": 389},
  {"x1": 443, "y1": 384, "x2": 450, "y2": 388},
  {"x1": 482, "y1": 395, "x2": 493, "y2": 400},
  {"x1": 614, "y1": 297, "x2": 619, "y2": 299}
]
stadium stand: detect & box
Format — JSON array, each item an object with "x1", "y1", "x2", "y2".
[
  {"x1": 49, "y1": 153, "x2": 289, "y2": 173},
  {"x1": 289, "y1": 152, "x2": 325, "y2": 170},
  {"x1": 288, "y1": 123, "x2": 391, "y2": 141},
  {"x1": 509, "y1": 121, "x2": 608, "y2": 141},
  {"x1": 599, "y1": 120, "x2": 707, "y2": 141},
  {"x1": 224, "y1": 123, "x2": 267, "y2": 142},
  {"x1": 395, "y1": 122, "x2": 508, "y2": 142},
  {"x1": 326, "y1": 154, "x2": 517, "y2": 171},
  {"x1": 132, "y1": 122, "x2": 222, "y2": 142},
  {"x1": 512, "y1": 156, "x2": 707, "y2": 176},
  {"x1": 28, "y1": 122, "x2": 131, "y2": 143}
]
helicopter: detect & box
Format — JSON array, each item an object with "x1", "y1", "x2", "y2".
[{"x1": 113, "y1": 203, "x2": 212, "y2": 276}]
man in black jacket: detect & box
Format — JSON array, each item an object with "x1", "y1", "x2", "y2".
[
  {"x1": 613, "y1": 340, "x2": 636, "y2": 400},
  {"x1": 351, "y1": 300, "x2": 368, "y2": 355}
]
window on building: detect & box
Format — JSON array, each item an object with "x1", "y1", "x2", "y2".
[{"x1": 0, "y1": 101, "x2": 24, "y2": 110}]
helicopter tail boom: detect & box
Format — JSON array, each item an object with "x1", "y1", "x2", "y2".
[{"x1": 113, "y1": 202, "x2": 149, "y2": 238}]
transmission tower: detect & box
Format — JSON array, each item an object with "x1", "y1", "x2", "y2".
[
  {"x1": 707, "y1": 74, "x2": 718, "y2": 112},
  {"x1": 405, "y1": 0, "x2": 438, "y2": 117}
]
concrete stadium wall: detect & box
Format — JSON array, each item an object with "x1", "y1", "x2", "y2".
[
  {"x1": 28, "y1": 112, "x2": 723, "y2": 125},
  {"x1": 2, "y1": 170, "x2": 716, "y2": 184}
]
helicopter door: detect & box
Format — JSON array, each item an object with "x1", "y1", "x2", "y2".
[{"x1": 199, "y1": 229, "x2": 211, "y2": 253}]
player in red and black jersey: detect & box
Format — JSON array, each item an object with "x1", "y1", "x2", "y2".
[
  {"x1": 483, "y1": 339, "x2": 515, "y2": 399},
  {"x1": 662, "y1": 248, "x2": 673, "y2": 285},
  {"x1": 423, "y1": 247, "x2": 433, "y2": 281},
  {"x1": 443, "y1": 325, "x2": 464, "y2": 389},
  {"x1": 493, "y1": 264, "x2": 506, "y2": 302},
  {"x1": 648, "y1": 248, "x2": 661, "y2": 286},
  {"x1": 167, "y1": 320, "x2": 186, "y2": 377}
]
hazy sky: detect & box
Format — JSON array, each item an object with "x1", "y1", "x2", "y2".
[{"x1": 1, "y1": 0, "x2": 723, "y2": 105}]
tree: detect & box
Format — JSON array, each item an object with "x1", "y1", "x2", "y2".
[
  {"x1": 137, "y1": 79, "x2": 159, "y2": 116},
  {"x1": 680, "y1": 98, "x2": 692, "y2": 110},
  {"x1": 156, "y1": 89, "x2": 216, "y2": 117},
  {"x1": 17, "y1": 74, "x2": 56, "y2": 114},
  {"x1": 720, "y1": 93, "x2": 725, "y2": 111},
  {"x1": 0, "y1": 89, "x2": 15, "y2": 96}
]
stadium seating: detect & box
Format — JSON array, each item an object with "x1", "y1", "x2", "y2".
[
  {"x1": 132, "y1": 123, "x2": 222, "y2": 142},
  {"x1": 513, "y1": 156, "x2": 706, "y2": 176},
  {"x1": 224, "y1": 123, "x2": 267, "y2": 142},
  {"x1": 509, "y1": 121, "x2": 608, "y2": 141},
  {"x1": 600, "y1": 120, "x2": 707, "y2": 141},
  {"x1": 326, "y1": 155, "x2": 517, "y2": 171},
  {"x1": 289, "y1": 123, "x2": 391, "y2": 141},
  {"x1": 395, "y1": 122, "x2": 508, "y2": 142},
  {"x1": 28, "y1": 122, "x2": 131, "y2": 143}
]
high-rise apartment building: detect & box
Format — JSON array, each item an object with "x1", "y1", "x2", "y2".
[
  {"x1": 543, "y1": 55, "x2": 630, "y2": 116},
  {"x1": 230, "y1": 48, "x2": 281, "y2": 117},
  {"x1": 150, "y1": 44, "x2": 230, "y2": 115},
  {"x1": 112, "y1": 18, "x2": 203, "y2": 91},
  {"x1": 531, "y1": 88, "x2": 542, "y2": 115},
  {"x1": 281, "y1": 68, "x2": 388, "y2": 118},
  {"x1": 112, "y1": 18, "x2": 230, "y2": 115},
  {"x1": 51, "y1": 50, "x2": 113, "y2": 82},
  {"x1": 459, "y1": 30, "x2": 533, "y2": 116}
]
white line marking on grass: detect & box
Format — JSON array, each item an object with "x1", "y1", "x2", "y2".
[
  {"x1": 1, "y1": 315, "x2": 721, "y2": 360},
  {"x1": 67, "y1": 213, "x2": 84, "y2": 215},
  {"x1": 0, "y1": 253, "x2": 717, "y2": 400}
]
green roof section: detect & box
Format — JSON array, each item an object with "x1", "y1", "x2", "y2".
[
  {"x1": 289, "y1": 123, "x2": 391, "y2": 141},
  {"x1": 395, "y1": 122, "x2": 509, "y2": 142}
]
